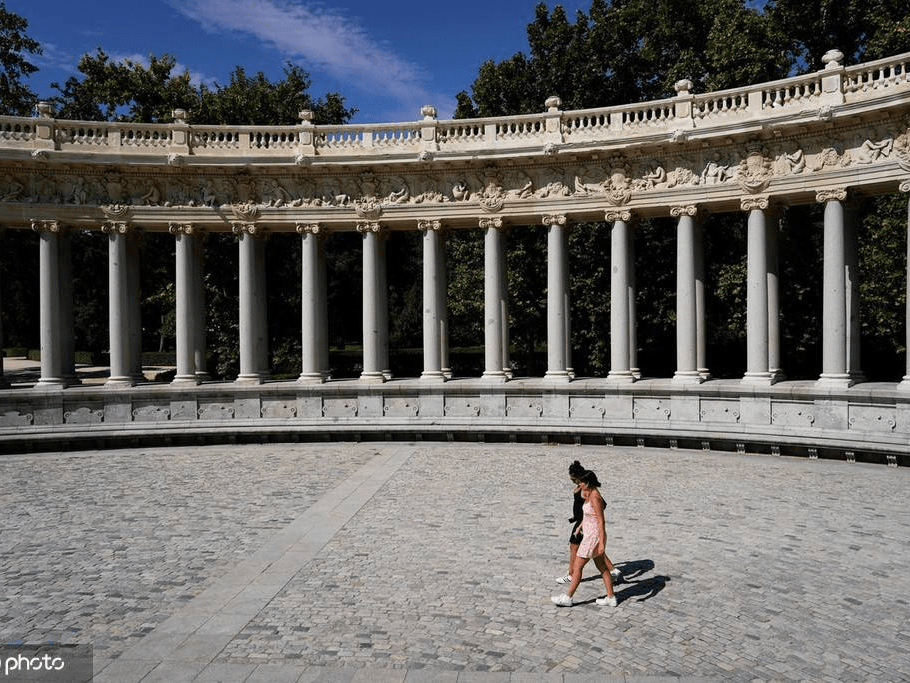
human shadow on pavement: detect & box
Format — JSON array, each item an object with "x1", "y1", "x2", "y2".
[{"x1": 580, "y1": 560, "x2": 669, "y2": 603}]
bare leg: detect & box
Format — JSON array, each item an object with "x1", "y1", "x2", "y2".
[
  {"x1": 568, "y1": 542, "x2": 579, "y2": 575},
  {"x1": 566, "y1": 555, "x2": 589, "y2": 597},
  {"x1": 593, "y1": 554, "x2": 615, "y2": 598}
]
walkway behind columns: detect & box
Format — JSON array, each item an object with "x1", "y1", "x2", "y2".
[{"x1": 0, "y1": 441, "x2": 907, "y2": 682}]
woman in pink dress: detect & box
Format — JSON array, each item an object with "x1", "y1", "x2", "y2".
[{"x1": 551, "y1": 469, "x2": 617, "y2": 607}]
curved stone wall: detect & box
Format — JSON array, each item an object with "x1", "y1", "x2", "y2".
[{"x1": 0, "y1": 50, "x2": 909, "y2": 459}]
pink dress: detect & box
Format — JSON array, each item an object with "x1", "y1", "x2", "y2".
[{"x1": 576, "y1": 498, "x2": 605, "y2": 559}]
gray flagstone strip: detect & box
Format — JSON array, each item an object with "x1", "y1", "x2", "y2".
[{"x1": 93, "y1": 445, "x2": 416, "y2": 683}]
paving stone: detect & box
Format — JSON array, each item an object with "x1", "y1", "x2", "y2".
[{"x1": 0, "y1": 443, "x2": 907, "y2": 681}]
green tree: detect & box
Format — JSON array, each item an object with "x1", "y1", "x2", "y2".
[
  {"x1": 51, "y1": 49, "x2": 197, "y2": 122},
  {"x1": 0, "y1": 1, "x2": 41, "y2": 115}
]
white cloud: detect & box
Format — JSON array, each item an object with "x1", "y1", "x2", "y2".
[{"x1": 165, "y1": 0, "x2": 433, "y2": 117}]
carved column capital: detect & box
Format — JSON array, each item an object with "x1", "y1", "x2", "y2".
[
  {"x1": 816, "y1": 188, "x2": 848, "y2": 203},
  {"x1": 478, "y1": 217, "x2": 503, "y2": 230},
  {"x1": 899, "y1": 179, "x2": 910, "y2": 193},
  {"x1": 669, "y1": 204, "x2": 698, "y2": 218},
  {"x1": 605, "y1": 209, "x2": 632, "y2": 222},
  {"x1": 740, "y1": 196, "x2": 769, "y2": 211},
  {"x1": 30, "y1": 219, "x2": 60, "y2": 234},
  {"x1": 295, "y1": 222, "x2": 322, "y2": 235},
  {"x1": 101, "y1": 221, "x2": 130, "y2": 235},
  {"x1": 231, "y1": 222, "x2": 263, "y2": 238},
  {"x1": 417, "y1": 219, "x2": 442, "y2": 232},
  {"x1": 356, "y1": 221, "x2": 383, "y2": 234},
  {"x1": 542, "y1": 214, "x2": 567, "y2": 226},
  {"x1": 168, "y1": 222, "x2": 196, "y2": 236}
]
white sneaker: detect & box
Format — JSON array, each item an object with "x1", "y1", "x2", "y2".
[
  {"x1": 555, "y1": 574, "x2": 571, "y2": 584},
  {"x1": 596, "y1": 595, "x2": 618, "y2": 607},
  {"x1": 610, "y1": 569, "x2": 622, "y2": 583},
  {"x1": 551, "y1": 594, "x2": 573, "y2": 607}
]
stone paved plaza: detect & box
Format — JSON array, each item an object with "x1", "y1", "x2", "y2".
[{"x1": 0, "y1": 441, "x2": 908, "y2": 682}]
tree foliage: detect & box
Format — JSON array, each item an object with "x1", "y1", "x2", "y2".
[{"x1": 0, "y1": 1, "x2": 41, "y2": 116}]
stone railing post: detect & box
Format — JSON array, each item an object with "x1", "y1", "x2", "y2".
[
  {"x1": 34, "y1": 101, "x2": 56, "y2": 150},
  {"x1": 544, "y1": 96, "x2": 563, "y2": 143},
  {"x1": 820, "y1": 49, "x2": 846, "y2": 106},
  {"x1": 420, "y1": 105, "x2": 439, "y2": 154},
  {"x1": 298, "y1": 109, "x2": 316, "y2": 157},
  {"x1": 673, "y1": 80, "x2": 695, "y2": 128},
  {"x1": 170, "y1": 109, "x2": 190, "y2": 155}
]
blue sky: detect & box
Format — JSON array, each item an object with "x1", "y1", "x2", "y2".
[{"x1": 10, "y1": 0, "x2": 592, "y2": 124}]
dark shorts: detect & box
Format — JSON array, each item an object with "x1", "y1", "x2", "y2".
[{"x1": 569, "y1": 522, "x2": 583, "y2": 546}]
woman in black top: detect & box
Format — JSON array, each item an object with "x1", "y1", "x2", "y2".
[{"x1": 555, "y1": 460, "x2": 622, "y2": 585}]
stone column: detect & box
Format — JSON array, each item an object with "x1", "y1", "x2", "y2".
[
  {"x1": 234, "y1": 223, "x2": 269, "y2": 384},
  {"x1": 844, "y1": 202, "x2": 864, "y2": 381},
  {"x1": 58, "y1": 229, "x2": 77, "y2": 385},
  {"x1": 420, "y1": 220, "x2": 445, "y2": 382},
  {"x1": 482, "y1": 217, "x2": 507, "y2": 382},
  {"x1": 379, "y1": 232, "x2": 392, "y2": 380},
  {"x1": 743, "y1": 197, "x2": 774, "y2": 384},
  {"x1": 192, "y1": 232, "x2": 209, "y2": 381},
  {"x1": 297, "y1": 223, "x2": 325, "y2": 383},
  {"x1": 694, "y1": 218, "x2": 710, "y2": 380},
  {"x1": 608, "y1": 210, "x2": 635, "y2": 382},
  {"x1": 544, "y1": 214, "x2": 570, "y2": 382},
  {"x1": 767, "y1": 212, "x2": 782, "y2": 380},
  {"x1": 672, "y1": 205, "x2": 702, "y2": 383},
  {"x1": 359, "y1": 221, "x2": 385, "y2": 383},
  {"x1": 817, "y1": 189, "x2": 853, "y2": 386},
  {"x1": 104, "y1": 222, "x2": 134, "y2": 387},
  {"x1": 127, "y1": 231, "x2": 143, "y2": 381},
  {"x1": 437, "y1": 227, "x2": 451, "y2": 379},
  {"x1": 0, "y1": 236, "x2": 7, "y2": 389},
  {"x1": 317, "y1": 235, "x2": 331, "y2": 380},
  {"x1": 628, "y1": 224, "x2": 640, "y2": 378},
  {"x1": 32, "y1": 220, "x2": 65, "y2": 389},
  {"x1": 170, "y1": 223, "x2": 199, "y2": 384},
  {"x1": 901, "y1": 183, "x2": 910, "y2": 390}
]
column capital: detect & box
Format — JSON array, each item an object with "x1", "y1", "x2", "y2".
[
  {"x1": 231, "y1": 222, "x2": 264, "y2": 238},
  {"x1": 740, "y1": 196, "x2": 769, "y2": 211},
  {"x1": 101, "y1": 221, "x2": 130, "y2": 235},
  {"x1": 417, "y1": 219, "x2": 442, "y2": 232},
  {"x1": 669, "y1": 204, "x2": 698, "y2": 218},
  {"x1": 605, "y1": 209, "x2": 632, "y2": 222},
  {"x1": 542, "y1": 213, "x2": 567, "y2": 226},
  {"x1": 168, "y1": 222, "x2": 197, "y2": 236},
  {"x1": 356, "y1": 221, "x2": 383, "y2": 234},
  {"x1": 295, "y1": 222, "x2": 322, "y2": 235},
  {"x1": 899, "y1": 179, "x2": 910, "y2": 193},
  {"x1": 30, "y1": 219, "x2": 60, "y2": 234},
  {"x1": 816, "y1": 188, "x2": 848, "y2": 203},
  {"x1": 479, "y1": 217, "x2": 503, "y2": 230}
]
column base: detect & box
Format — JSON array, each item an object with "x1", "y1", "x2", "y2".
[
  {"x1": 382, "y1": 370, "x2": 394, "y2": 381},
  {"x1": 816, "y1": 373, "x2": 854, "y2": 388},
  {"x1": 631, "y1": 368, "x2": 642, "y2": 379},
  {"x1": 442, "y1": 368, "x2": 453, "y2": 380},
  {"x1": 607, "y1": 370, "x2": 635, "y2": 383},
  {"x1": 34, "y1": 377, "x2": 66, "y2": 390},
  {"x1": 297, "y1": 372, "x2": 325, "y2": 384},
  {"x1": 171, "y1": 374, "x2": 200, "y2": 386},
  {"x1": 482, "y1": 370, "x2": 508, "y2": 383},
  {"x1": 543, "y1": 370, "x2": 571, "y2": 383},
  {"x1": 672, "y1": 371, "x2": 703, "y2": 384},
  {"x1": 105, "y1": 376, "x2": 135, "y2": 388},
  {"x1": 194, "y1": 372, "x2": 212, "y2": 382},
  {"x1": 359, "y1": 372, "x2": 386, "y2": 384},
  {"x1": 420, "y1": 371, "x2": 446, "y2": 383},
  {"x1": 741, "y1": 372, "x2": 776, "y2": 386},
  {"x1": 698, "y1": 368, "x2": 712, "y2": 381},
  {"x1": 235, "y1": 374, "x2": 266, "y2": 385},
  {"x1": 899, "y1": 375, "x2": 910, "y2": 391}
]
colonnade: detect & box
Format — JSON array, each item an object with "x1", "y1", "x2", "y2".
[{"x1": 19, "y1": 191, "x2": 910, "y2": 391}]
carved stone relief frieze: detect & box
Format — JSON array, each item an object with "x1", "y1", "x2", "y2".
[{"x1": 1, "y1": 111, "x2": 908, "y2": 222}]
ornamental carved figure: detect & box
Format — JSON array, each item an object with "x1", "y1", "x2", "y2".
[
  {"x1": 737, "y1": 143, "x2": 772, "y2": 194},
  {"x1": 774, "y1": 149, "x2": 806, "y2": 175},
  {"x1": 855, "y1": 137, "x2": 893, "y2": 164}
]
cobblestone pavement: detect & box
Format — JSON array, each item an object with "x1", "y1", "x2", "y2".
[{"x1": 0, "y1": 441, "x2": 908, "y2": 681}]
